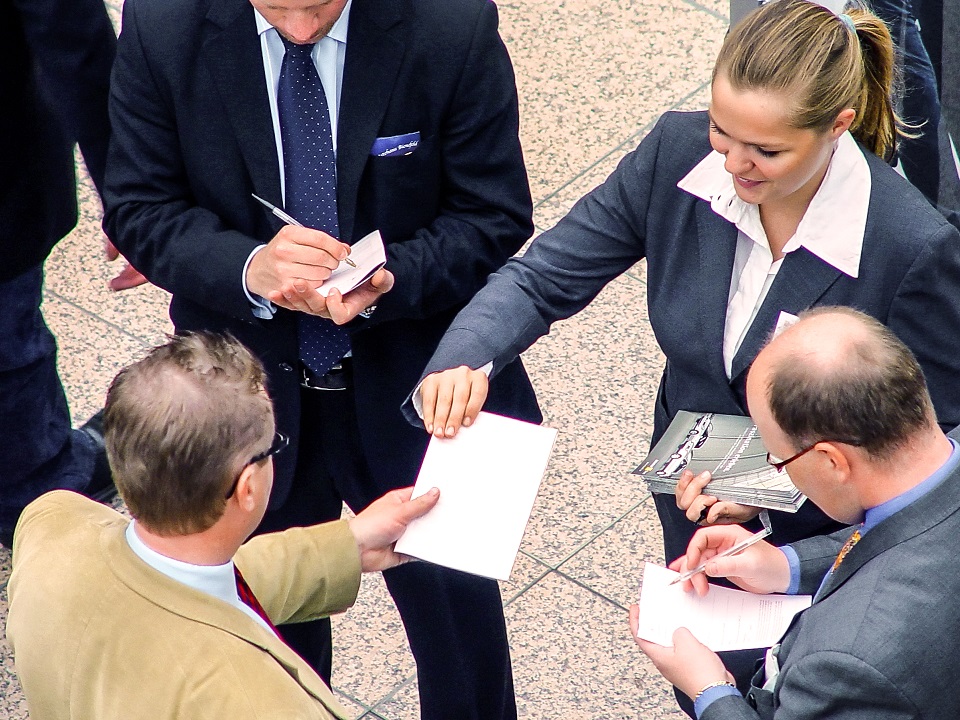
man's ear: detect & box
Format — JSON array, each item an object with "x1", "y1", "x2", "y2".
[
  {"x1": 231, "y1": 464, "x2": 261, "y2": 513},
  {"x1": 817, "y1": 441, "x2": 853, "y2": 484}
]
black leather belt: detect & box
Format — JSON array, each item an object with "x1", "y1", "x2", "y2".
[{"x1": 300, "y1": 358, "x2": 350, "y2": 391}]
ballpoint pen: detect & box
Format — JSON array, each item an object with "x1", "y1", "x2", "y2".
[
  {"x1": 252, "y1": 193, "x2": 357, "y2": 267},
  {"x1": 669, "y1": 522, "x2": 772, "y2": 585}
]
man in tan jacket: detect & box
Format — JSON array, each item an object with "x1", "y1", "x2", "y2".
[{"x1": 6, "y1": 332, "x2": 439, "y2": 719}]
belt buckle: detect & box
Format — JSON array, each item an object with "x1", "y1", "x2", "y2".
[{"x1": 300, "y1": 363, "x2": 348, "y2": 391}]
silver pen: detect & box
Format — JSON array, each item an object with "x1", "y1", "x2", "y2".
[
  {"x1": 252, "y1": 193, "x2": 356, "y2": 267},
  {"x1": 669, "y1": 524, "x2": 772, "y2": 585}
]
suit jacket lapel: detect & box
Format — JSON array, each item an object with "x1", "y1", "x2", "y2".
[
  {"x1": 816, "y1": 462, "x2": 960, "y2": 602},
  {"x1": 336, "y1": 0, "x2": 404, "y2": 243},
  {"x1": 104, "y1": 526, "x2": 347, "y2": 717},
  {"x1": 201, "y1": 0, "x2": 282, "y2": 205},
  {"x1": 695, "y1": 201, "x2": 740, "y2": 401},
  {"x1": 729, "y1": 248, "x2": 843, "y2": 381}
]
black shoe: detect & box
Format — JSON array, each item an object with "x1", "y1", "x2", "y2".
[
  {"x1": 79, "y1": 410, "x2": 118, "y2": 503},
  {"x1": 0, "y1": 526, "x2": 13, "y2": 550}
]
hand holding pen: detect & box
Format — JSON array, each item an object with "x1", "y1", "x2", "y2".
[
  {"x1": 670, "y1": 526, "x2": 771, "y2": 586},
  {"x1": 253, "y1": 194, "x2": 356, "y2": 267},
  {"x1": 246, "y1": 194, "x2": 358, "y2": 316},
  {"x1": 670, "y1": 512, "x2": 792, "y2": 597}
]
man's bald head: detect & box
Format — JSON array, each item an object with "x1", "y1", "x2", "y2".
[{"x1": 748, "y1": 307, "x2": 936, "y2": 461}]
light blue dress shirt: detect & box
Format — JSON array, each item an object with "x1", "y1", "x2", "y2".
[{"x1": 244, "y1": 2, "x2": 353, "y2": 317}]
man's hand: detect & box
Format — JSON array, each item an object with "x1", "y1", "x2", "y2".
[
  {"x1": 630, "y1": 608, "x2": 733, "y2": 700},
  {"x1": 419, "y1": 366, "x2": 489, "y2": 438},
  {"x1": 104, "y1": 238, "x2": 149, "y2": 291},
  {"x1": 325, "y1": 268, "x2": 394, "y2": 324},
  {"x1": 348, "y1": 486, "x2": 440, "y2": 572},
  {"x1": 675, "y1": 469, "x2": 762, "y2": 526},
  {"x1": 670, "y1": 525, "x2": 791, "y2": 597},
  {"x1": 247, "y1": 225, "x2": 352, "y2": 315}
]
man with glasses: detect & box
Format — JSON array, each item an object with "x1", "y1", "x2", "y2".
[
  {"x1": 631, "y1": 306, "x2": 960, "y2": 720},
  {"x1": 6, "y1": 333, "x2": 439, "y2": 719}
]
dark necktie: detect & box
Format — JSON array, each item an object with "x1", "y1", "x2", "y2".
[
  {"x1": 278, "y1": 37, "x2": 350, "y2": 375},
  {"x1": 234, "y1": 564, "x2": 281, "y2": 636}
]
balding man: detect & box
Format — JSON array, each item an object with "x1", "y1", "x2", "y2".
[{"x1": 631, "y1": 306, "x2": 960, "y2": 720}]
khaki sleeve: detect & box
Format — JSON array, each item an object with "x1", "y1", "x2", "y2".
[{"x1": 234, "y1": 520, "x2": 362, "y2": 625}]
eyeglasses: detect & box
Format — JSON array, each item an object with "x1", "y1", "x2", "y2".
[
  {"x1": 766, "y1": 438, "x2": 860, "y2": 472},
  {"x1": 224, "y1": 432, "x2": 289, "y2": 499}
]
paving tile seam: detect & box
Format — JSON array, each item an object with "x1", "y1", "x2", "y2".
[
  {"x1": 43, "y1": 289, "x2": 160, "y2": 349},
  {"x1": 331, "y1": 686, "x2": 373, "y2": 713},
  {"x1": 366, "y1": 674, "x2": 417, "y2": 716},
  {"x1": 553, "y1": 567, "x2": 634, "y2": 613},
  {"x1": 531, "y1": 80, "x2": 712, "y2": 234},
  {"x1": 677, "y1": 0, "x2": 729, "y2": 23},
  {"x1": 502, "y1": 562, "x2": 553, "y2": 607},
  {"x1": 523, "y1": 498, "x2": 650, "y2": 573}
]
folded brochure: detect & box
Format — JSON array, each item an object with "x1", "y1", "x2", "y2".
[{"x1": 632, "y1": 411, "x2": 806, "y2": 512}]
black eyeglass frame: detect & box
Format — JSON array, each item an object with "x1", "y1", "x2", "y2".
[
  {"x1": 224, "y1": 431, "x2": 289, "y2": 499},
  {"x1": 766, "y1": 437, "x2": 861, "y2": 472}
]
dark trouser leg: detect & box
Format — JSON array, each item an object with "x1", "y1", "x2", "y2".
[
  {"x1": 870, "y1": 0, "x2": 942, "y2": 203},
  {"x1": 285, "y1": 371, "x2": 517, "y2": 718},
  {"x1": 912, "y1": 0, "x2": 943, "y2": 93},
  {"x1": 383, "y1": 563, "x2": 516, "y2": 720},
  {"x1": 253, "y1": 384, "x2": 346, "y2": 684},
  {"x1": 0, "y1": 265, "x2": 95, "y2": 538}
]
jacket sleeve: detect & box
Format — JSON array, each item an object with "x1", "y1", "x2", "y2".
[
  {"x1": 769, "y1": 651, "x2": 917, "y2": 720},
  {"x1": 102, "y1": 0, "x2": 262, "y2": 320},
  {"x1": 885, "y1": 218, "x2": 960, "y2": 431},
  {"x1": 234, "y1": 520, "x2": 361, "y2": 625},
  {"x1": 13, "y1": 0, "x2": 116, "y2": 192},
  {"x1": 399, "y1": 111, "x2": 668, "y2": 424}
]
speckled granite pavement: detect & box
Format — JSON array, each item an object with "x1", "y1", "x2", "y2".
[{"x1": 0, "y1": 1, "x2": 728, "y2": 717}]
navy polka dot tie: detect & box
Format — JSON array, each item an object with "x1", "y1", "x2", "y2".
[{"x1": 278, "y1": 37, "x2": 350, "y2": 375}]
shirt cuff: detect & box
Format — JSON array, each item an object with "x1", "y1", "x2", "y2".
[
  {"x1": 779, "y1": 545, "x2": 801, "y2": 595},
  {"x1": 694, "y1": 684, "x2": 741, "y2": 718},
  {"x1": 243, "y1": 244, "x2": 276, "y2": 319},
  {"x1": 411, "y1": 361, "x2": 494, "y2": 419}
]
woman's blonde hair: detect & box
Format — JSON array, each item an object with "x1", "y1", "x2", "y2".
[{"x1": 714, "y1": 0, "x2": 900, "y2": 161}]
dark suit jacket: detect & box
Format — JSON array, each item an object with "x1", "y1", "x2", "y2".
[
  {"x1": 410, "y1": 110, "x2": 960, "y2": 549},
  {"x1": 0, "y1": 0, "x2": 115, "y2": 281},
  {"x1": 103, "y1": 0, "x2": 541, "y2": 506},
  {"x1": 701, "y1": 442, "x2": 960, "y2": 720}
]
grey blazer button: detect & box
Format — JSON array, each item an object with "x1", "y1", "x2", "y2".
[{"x1": 279, "y1": 362, "x2": 294, "y2": 372}]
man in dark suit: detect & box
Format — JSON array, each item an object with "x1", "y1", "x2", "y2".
[
  {"x1": 633, "y1": 307, "x2": 960, "y2": 720},
  {"x1": 0, "y1": 0, "x2": 118, "y2": 548},
  {"x1": 102, "y1": 0, "x2": 540, "y2": 717}
]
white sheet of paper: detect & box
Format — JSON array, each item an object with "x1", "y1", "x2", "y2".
[
  {"x1": 636, "y1": 563, "x2": 811, "y2": 652},
  {"x1": 394, "y1": 412, "x2": 557, "y2": 580},
  {"x1": 316, "y1": 230, "x2": 386, "y2": 297}
]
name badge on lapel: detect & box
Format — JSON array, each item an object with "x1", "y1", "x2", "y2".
[
  {"x1": 773, "y1": 311, "x2": 799, "y2": 338},
  {"x1": 370, "y1": 132, "x2": 421, "y2": 157}
]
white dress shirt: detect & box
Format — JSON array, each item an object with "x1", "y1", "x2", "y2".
[{"x1": 677, "y1": 131, "x2": 871, "y2": 377}]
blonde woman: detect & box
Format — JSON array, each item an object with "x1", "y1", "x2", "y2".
[{"x1": 410, "y1": 0, "x2": 960, "y2": 564}]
